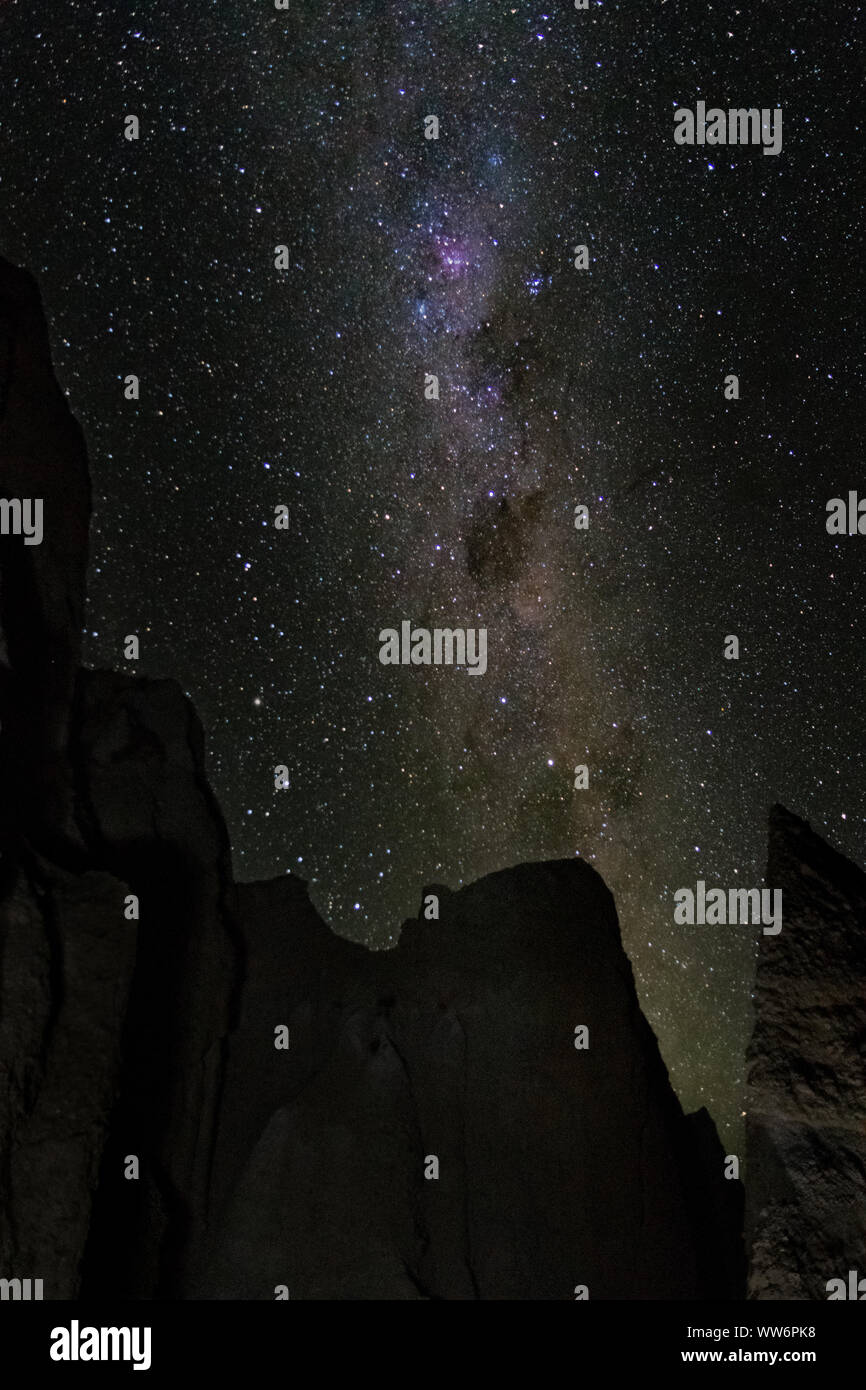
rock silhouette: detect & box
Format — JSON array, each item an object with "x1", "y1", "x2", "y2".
[
  {"x1": 746, "y1": 805, "x2": 866, "y2": 1300},
  {"x1": 200, "y1": 862, "x2": 743, "y2": 1299},
  {"x1": 12, "y1": 251, "x2": 844, "y2": 1300}
]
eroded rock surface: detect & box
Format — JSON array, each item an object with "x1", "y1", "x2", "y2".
[{"x1": 746, "y1": 805, "x2": 866, "y2": 1300}]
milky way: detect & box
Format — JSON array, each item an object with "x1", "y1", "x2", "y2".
[{"x1": 0, "y1": 0, "x2": 862, "y2": 1142}]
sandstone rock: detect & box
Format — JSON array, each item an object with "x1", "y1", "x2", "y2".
[
  {"x1": 0, "y1": 255, "x2": 239, "y2": 1299},
  {"x1": 746, "y1": 805, "x2": 866, "y2": 1299},
  {"x1": 0, "y1": 852, "x2": 135, "y2": 1296},
  {"x1": 0, "y1": 256, "x2": 90, "y2": 842},
  {"x1": 0, "y1": 253, "x2": 747, "y2": 1303},
  {"x1": 70, "y1": 670, "x2": 240, "y2": 1297},
  {"x1": 201, "y1": 860, "x2": 743, "y2": 1299}
]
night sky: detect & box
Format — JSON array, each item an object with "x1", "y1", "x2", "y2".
[{"x1": 0, "y1": 0, "x2": 862, "y2": 1144}]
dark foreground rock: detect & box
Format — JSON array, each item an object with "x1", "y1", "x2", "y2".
[
  {"x1": 0, "y1": 256, "x2": 238, "y2": 1298},
  {"x1": 0, "y1": 253, "x2": 747, "y2": 1299},
  {"x1": 0, "y1": 255, "x2": 90, "y2": 843},
  {"x1": 746, "y1": 805, "x2": 866, "y2": 1300},
  {"x1": 198, "y1": 862, "x2": 744, "y2": 1300}
]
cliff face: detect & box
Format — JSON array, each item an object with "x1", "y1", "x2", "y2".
[
  {"x1": 70, "y1": 669, "x2": 240, "y2": 1297},
  {"x1": 0, "y1": 253, "x2": 746, "y2": 1300},
  {"x1": 0, "y1": 256, "x2": 239, "y2": 1298},
  {"x1": 746, "y1": 805, "x2": 866, "y2": 1300},
  {"x1": 202, "y1": 864, "x2": 743, "y2": 1300},
  {"x1": 0, "y1": 256, "x2": 90, "y2": 843},
  {"x1": 0, "y1": 849, "x2": 136, "y2": 1297},
  {"x1": 0, "y1": 257, "x2": 124, "y2": 1298}
]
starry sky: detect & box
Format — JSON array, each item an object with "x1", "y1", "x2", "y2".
[{"x1": 0, "y1": 0, "x2": 862, "y2": 1144}]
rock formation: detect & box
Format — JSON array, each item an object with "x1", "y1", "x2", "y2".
[
  {"x1": 200, "y1": 864, "x2": 744, "y2": 1300},
  {"x1": 0, "y1": 255, "x2": 90, "y2": 844},
  {"x1": 746, "y1": 805, "x2": 866, "y2": 1300},
  {"x1": 0, "y1": 253, "x2": 747, "y2": 1299},
  {"x1": 0, "y1": 257, "x2": 238, "y2": 1298}
]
